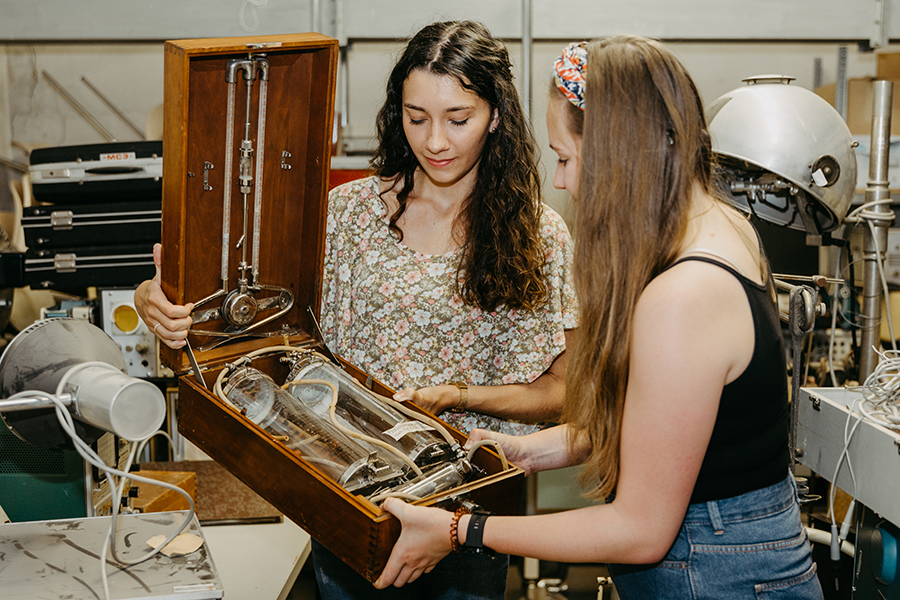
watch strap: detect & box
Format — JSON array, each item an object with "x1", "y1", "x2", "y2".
[
  {"x1": 450, "y1": 382, "x2": 469, "y2": 413},
  {"x1": 462, "y1": 512, "x2": 491, "y2": 553}
]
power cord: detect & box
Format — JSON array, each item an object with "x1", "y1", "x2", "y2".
[{"x1": 7, "y1": 371, "x2": 197, "y2": 600}]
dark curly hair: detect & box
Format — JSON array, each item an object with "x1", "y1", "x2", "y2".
[{"x1": 370, "y1": 20, "x2": 548, "y2": 312}]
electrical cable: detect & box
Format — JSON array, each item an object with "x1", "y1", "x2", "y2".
[
  {"x1": 805, "y1": 527, "x2": 855, "y2": 557},
  {"x1": 367, "y1": 491, "x2": 423, "y2": 504},
  {"x1": 825, "y1": 349, "x2": 900, "y2": 588},
  {"x1": 40, "y1": 394, "x2": 195, "y2": 600},
  {"x1": 845, "y1": 199, "x2": 898, "y2": 352},
  {"x1": 8, "y1": 361, "x2": 198, "y2": 600}
]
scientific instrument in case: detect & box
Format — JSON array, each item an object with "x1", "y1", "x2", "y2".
[
  {"x1": 160, "y1": 33, "x2": 522, "y2": 583},
  {"x1": 215, "y1": 348, "x2": 498, "y2": 504}
]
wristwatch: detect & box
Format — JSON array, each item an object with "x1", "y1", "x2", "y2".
[
  {"x1": 450, "y1": 382, "x2": 468, "y2": 413},
  {"x1": 461, "y1": 507, "x2": 495, "y2": 556}
]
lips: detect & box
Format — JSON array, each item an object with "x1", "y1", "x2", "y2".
[{"x1": 426, "y1": 157, "x2": 454, "y2": 168}]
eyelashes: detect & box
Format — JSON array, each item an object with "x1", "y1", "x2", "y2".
[{"x1": 406, "y1": 118, "x2": 470, "y2": 127}]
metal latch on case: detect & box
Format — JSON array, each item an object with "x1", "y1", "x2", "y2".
[
  {"x1": 54, "y1": 253, "x2": 77, "y2": 273},
  {"x1": 50, "y1": 210, "x2": 74, "y2": 230}
]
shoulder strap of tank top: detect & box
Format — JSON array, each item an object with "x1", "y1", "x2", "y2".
[
  {"x1": 677, "y1": 248, "x2": 747, "y2": 277},
  {"x1": 667, "y1": 254, "x2": 746, "y2": 280}
]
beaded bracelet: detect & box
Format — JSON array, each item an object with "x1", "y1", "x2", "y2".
[{"x1": 450, "y1": 505, "x2": 472, "y2": 552}]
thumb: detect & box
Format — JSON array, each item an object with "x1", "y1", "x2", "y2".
[
  {"x1": 464, "y1": 428, "x2": 498, "y2": 450},
  {"x1": 381, "y1": 497, "x2": 409, "y2": 519},
  {"x1": 152, "y1": 243, "x2": 163, "y2": 284},
  {"x1": 393, "y1": 388, "x2": 415, "y2": 402}
]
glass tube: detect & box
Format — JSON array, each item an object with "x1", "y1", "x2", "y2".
[
  {"x1": 223, "y1": 366, "x2": 404, "y2": 493},
  {"x1": 286, "y1": 357, "x2": 455, "y2": 468}
]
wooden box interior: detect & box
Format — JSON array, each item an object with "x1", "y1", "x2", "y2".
[
  {"x1": 161, "y1": 33, "x2": 524, "y2": 583},
  {"x1": 161, "y1": 33, "x2": 337, "y2": 373},
  {"x1": 177, "y1": 354, "x2": 524, "y2": 581}
]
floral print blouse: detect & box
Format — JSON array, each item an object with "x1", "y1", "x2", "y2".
[{"x1": 321, "y1": 177, "x2": 578, "y2": 436}]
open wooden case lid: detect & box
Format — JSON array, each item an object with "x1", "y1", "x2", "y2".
[{"x1": 161, "y1": 34, "x2": 338, "y2": 374}]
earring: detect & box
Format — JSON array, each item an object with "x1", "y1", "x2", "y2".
[{"x1": 489, "y1": 126, "x2": 497, "y2": 133}]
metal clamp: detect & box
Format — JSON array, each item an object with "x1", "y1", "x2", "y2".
[
  {"x1": 54, "y1": 253, "x2": 76, "y2": 273},
  {"x1": 50, "y1": 210, "x2": 74, "y2": 230}
]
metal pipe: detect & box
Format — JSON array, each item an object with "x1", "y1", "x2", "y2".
[
  {"x1": 42, "y1": 71, "x2": 116, "y2": 142},
  {"x1": 0, "y1": 395, "x2": 73, "y2": 412},
  {"x1": 859, "y1": 80, "x2": 894, "y2": 380},
  {"x1": 80, "y1": 76, "x2": 146, "y2": 140},
  {"x1": 339, "y1": 45, "x2": 349, "y2": 138},
  {"x1": 835, "y1": 47, "x2": 848, "y2": 122}
]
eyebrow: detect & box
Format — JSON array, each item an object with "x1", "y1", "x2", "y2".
[{"x1": 403, "y1": 103, "x2": 474, "y2": 113}]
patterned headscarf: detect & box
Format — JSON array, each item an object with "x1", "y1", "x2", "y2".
[{"x1": 553, "y1": 41, "x2": 588, "y2": 111}]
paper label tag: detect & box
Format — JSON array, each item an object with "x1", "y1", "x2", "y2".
[
  {"x1": 100, "y1": 151, "x2": 137, "y2": 162},
  {"x1": 811, "y1": 168, "x2": 828, "y2": 187},
  {"x1": 383, "y1": 420, "x2": 434, "y2": 441}
]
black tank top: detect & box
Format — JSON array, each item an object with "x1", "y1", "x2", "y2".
[{"x1": 669, "y1": 256, "x2": 790, "y2": 504}]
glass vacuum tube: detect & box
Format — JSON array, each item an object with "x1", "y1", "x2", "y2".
[
  {"x1": 223, "y1": 366, "x2": 405, "y2": 494},
  {"x1": 285, "y1": 355, "x2": 456, "y2": 468}
]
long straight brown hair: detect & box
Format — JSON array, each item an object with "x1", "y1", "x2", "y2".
[{"x1": 560, "y1": 36, "x2": 715, "y2": 500}]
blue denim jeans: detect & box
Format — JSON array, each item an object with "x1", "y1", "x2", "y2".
[
  {"x1": 609, "y1": 472, "x2": 823, "y2": 599},
  {"x1": 311, "y1": 539, "x2": 509, "y2": 600}
]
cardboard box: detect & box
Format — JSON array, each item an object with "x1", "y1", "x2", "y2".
[
  {"x1": 877, "y1": 52, "x2": 900, "y2": 81},
  {"x1": 132, "y1": 470, "x2": 197, "y2": 514},
  {"x1": 815, "y1": 78, "x2": 900, "y2": 136},
  {"x1": 161, "y1": 33, "x2": 524, "y2": 583}
]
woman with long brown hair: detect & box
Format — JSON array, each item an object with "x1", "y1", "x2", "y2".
[{"x1": 375, "y1": 35, "x2": 823, "y2": 599}]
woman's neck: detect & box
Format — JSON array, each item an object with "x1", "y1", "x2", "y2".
[
  {"x1": 679, "y1": 183, "x2": 763, "y2": 283},
  {"x1": 380, "y1": 168, "x2": 474, "y2": 255},
  {"x1": 410, "y1": 165, "x2": 476, "y2": 209}
]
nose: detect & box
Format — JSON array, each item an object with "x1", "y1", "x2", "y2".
[
  {"x1": 552, "y1": 163, "x2": 566, "y2": 190},
  {"x1": 425, "y1": 123, "x2": 450, "y2": 155}
]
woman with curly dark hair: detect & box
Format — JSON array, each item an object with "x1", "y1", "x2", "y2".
[
  {"x1": 325, "y1": 20, "x2": 577, "y2": 438},
  {"x1": 136, "y1": 20, "x2": 577, "y2": 600}
]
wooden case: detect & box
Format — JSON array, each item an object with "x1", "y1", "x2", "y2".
[{"x1": 161, "y1": 34, "x2": 524, "y2": 583}]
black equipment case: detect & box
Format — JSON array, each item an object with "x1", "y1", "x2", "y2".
[
  {"x1": 22, "y1": 200, "x2": 161, "y2": 249},
  {"x1": 29, "y1": 141, "x2": 162, "y2": 204},
  {"x1": 23, "y1": 243, "x2": 156, "y2": 293}
]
